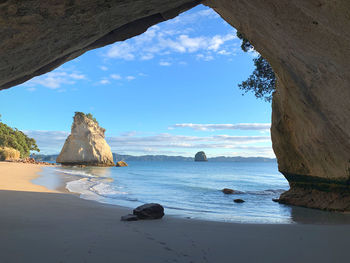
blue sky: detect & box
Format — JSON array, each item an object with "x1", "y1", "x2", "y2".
[{"x1": 0, "y1": 5, "x2": 274, "y2": 157}]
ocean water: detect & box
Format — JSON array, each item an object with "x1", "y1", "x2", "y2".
[{"x1": 35, "y1": 161, "x2": 350, "y2": 224}]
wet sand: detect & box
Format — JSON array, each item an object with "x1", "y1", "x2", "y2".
[{"x1": 0, "y1": 162, "x2": 349, "y2": 263}]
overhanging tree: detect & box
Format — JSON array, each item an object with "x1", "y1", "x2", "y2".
[{"x1": 237, "y1": 32, "x2": 276, "y2": 102}]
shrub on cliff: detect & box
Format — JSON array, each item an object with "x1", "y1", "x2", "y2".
[
  {"x1": 74, "y1": 112, "x2": 99, "y2": 124},
  {"x1": 237, "y1": 31, "x2": 276, "y2": 102},
  {"x1": 0, "y1": 116, "x2": 39, "y2": 158}
]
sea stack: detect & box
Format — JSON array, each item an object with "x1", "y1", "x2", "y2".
[
  {"x1": 195, "y1": 151, "x2": 207, "y2": 162},
  {"x1": 56, "y1": 112, "x2": 114, "y2": 166}
]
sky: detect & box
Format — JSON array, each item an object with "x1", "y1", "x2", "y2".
[{"x1": 0, "y1": 5, "x2": 274, "y2": 158}]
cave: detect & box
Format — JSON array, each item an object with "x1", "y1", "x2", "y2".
[{"x1": 1, "y1": 0, "x2": 350, "y2": 211}]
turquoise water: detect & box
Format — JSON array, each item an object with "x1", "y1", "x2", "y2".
[{"x1": 36, "y1": 161, "x2": 350, "y2": 224}]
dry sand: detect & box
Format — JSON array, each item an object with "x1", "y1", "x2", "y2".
[
  {"x1": 0, "y1": 162, "x2": 57, "y2": 193},
  {"x1": 0, "y1": 161, "x2": 349, "y2": 263}
]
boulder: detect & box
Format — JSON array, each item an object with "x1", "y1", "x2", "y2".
[
  {"x1": 233, "y1": 199, "x2": 245, "y2": 203},
  {"x1": 56, "y1": 112, "x2": 114, "y2": 166},
  {"x1": 133, "y1": 203, "x2": 164, "y2": 220},
  {"x1": 222, "y1": 188, "x2": 235, "y2": 194},
  {"x1": 116, "y1": 161, "x2": 128, "y2": 167},
  {"x1": 194, "y1": 151, "x2": 207, "y2": 162}
]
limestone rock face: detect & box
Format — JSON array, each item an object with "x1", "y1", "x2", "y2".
[
  {"x1": 0, "y1": 147, "x2": 20, "y2": 161},
  {"x1": 2, "y1": 1, "x2": 350, "y2": 210},
  {"x1": 204, "y1": 0, "x2": 350, "y2": 210},
  {"x1": 195, "y1": 151, "x2": 207, "y2": 162},
  {"x1": 57, "y1": 113, "x2": 114, "y2": 166}
]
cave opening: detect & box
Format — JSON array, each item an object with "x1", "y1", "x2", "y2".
[{"x1": 1, "y1": 2, "x2": 350, "y2": 223}]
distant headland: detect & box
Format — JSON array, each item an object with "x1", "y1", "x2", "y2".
[{"x1": 32, "y1": 153, "x2": 276, "y2": 163}]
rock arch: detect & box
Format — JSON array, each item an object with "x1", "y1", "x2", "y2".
[{"x1": 1, "y1": 0, "x2": 350, "y2": 210}]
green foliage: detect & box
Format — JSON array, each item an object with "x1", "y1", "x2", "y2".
[
  {"x1": 0, "y1": 119, "x2": 40, "y2": 158},
  {"x1": 74, "y1": 112, "x2": 98, "y2": 124},
  {"x1": 237, "y1": 31, "x2": 276, "y2": 102}
]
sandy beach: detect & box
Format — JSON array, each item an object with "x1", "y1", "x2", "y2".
[{"x1": 0, "y1": 162, "x2": 349, "y2": 263}]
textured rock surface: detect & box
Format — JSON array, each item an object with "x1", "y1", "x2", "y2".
[
  {"x1": 0, "y1": 0, "x2": 200, "y2": 90},
  {"x1": 1, "y1": 1, "x2": 350, "y2": 210},
  {"x1": 222, "y1": 188, "x2": 234, "y2": 194},
  {"x1": 133, "y1": 203, "x2": 164, "y2": 220},
  {"x1": 204, "y1": 0, "x2": 350, "y2": 210},
  {"x1": 0, "y1": 147, "x2": 20, "y2": 161},
  {"x1": 195, "y1": 151, "x2": 207, "y2": 162},
  {"x1": 116, "y1": 161, "x2": 128, "y2": 167},
  {"x1": 57, "y1": 113, "x2": 114, "y2": 166}
]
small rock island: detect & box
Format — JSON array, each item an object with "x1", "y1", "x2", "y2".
[
  {"x1": 194, "y1": 151, "x2": 207, "y2": 162},
  {"x1": 56, "y1": 112, "x2": 114, "y2": 166}
]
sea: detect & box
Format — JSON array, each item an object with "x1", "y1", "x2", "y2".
[{"x1": 34, "y1": 161, "x2": 350, "y2": 224}]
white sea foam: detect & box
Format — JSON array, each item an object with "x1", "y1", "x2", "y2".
[
  {"x1": 54, "y1": 169, "x2": 95, "y2": 178},
  {"x1": 91, "y1": 182, "x2": 127, "y2": 196},
  {"x1": 66, "y1": 176, "x2": 127, "y2": 202},
  {"x1": 66, "y1": 178, "x2": 101, "y2": 201}
]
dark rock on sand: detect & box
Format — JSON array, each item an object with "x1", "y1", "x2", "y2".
[
  {"x1": 194, "y1": 151, "x2": 207, "y2": 162},
  {"x1": 234, "y1": 199, "x2": 245, "y2": 203},
  {"x1": 121, "y1": 214, "x2": 138, "y2": 221},
  {"x1": 222, "y1": 188, "x2": 235, "y2": 194},
  {"x1": 133, "y1": 203, "x2": 164, "y2": 220}
]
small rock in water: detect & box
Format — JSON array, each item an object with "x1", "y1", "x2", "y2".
[
  {"x1": 121, "y1": 214, "x2": 138, "y2": 221},
  {"x1": 133, "y1": 203, "x2": 164, "y2": 219},
  {"x1": 233, "y1": 199, "x2": 245, "y2": 203},
  {"x1": 116, "y1": 161, "x2": 128, "y2": 167},
  {"x1": 272, "y1": 198, "x2": 279, "y2": 202},
  {"x1": 222, "y1": 188, "x2": 235, "y2": 194}
]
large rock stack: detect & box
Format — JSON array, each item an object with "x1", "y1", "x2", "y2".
[{"x1": 56, "y1": 112, "x2": 114, "y2": 166}]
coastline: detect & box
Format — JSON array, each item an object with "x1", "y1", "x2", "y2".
[
  {"x1": 0, "y1": 161, "x2": 58, "y2": 193},
  {"x1": 1, "y1": 161, "x2": 350, "y2": 262}
]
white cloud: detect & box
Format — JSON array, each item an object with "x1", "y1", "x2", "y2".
[
  {"x1": 110, "y1": 74, "x2": 122, "y2": 80},
  {"x1": 100, "y1": 79, "x2": 110, "y2": 85},
  {"x1": 69, "y1": 73, "x2": 86, "y2": 80},
  {"x1": 126, "y1": 76, "x2": 135, "y2": 81},
  {"x1": 196, "y1": 54, "x2": 214, "y2": 61},
  {"x1": 24, "y1": 130, "x2": 69, "y2": 154},
  {"x1": 159, "y1": 61, "x2": 172, "y2": 66},
  {"x1": 106, "y1": 42, "x2": 135, "y2": 60},
  {"x1": 100, "y1": 66, "x2": 108, "y2": 71},
  {"x1": 104, "y1": 7, "x2": 237, "y2": 64},
  {"x1": 23, "y1": 68, "x2": 86, "y2": 90},
  {"x1": 140, "y1": 54, "x2": 154, "y2": 60},
  {"x1": 169, "y1": 123, "x2": 271, "y2": 131},
  {"x1": 105, "y1": 31, "x2": 236, "y2": 62}
]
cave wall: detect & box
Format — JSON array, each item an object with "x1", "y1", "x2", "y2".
[
  {"x1": 204, "y1": 0, "x2": 350, "y2": 210},
  {"x1": 1, "y1": 0, "x2": 350, "y2": 210},
  {"x1": 0, "y1": 0, "x2": 200, "y2": 89}
]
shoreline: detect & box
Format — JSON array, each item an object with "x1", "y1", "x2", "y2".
[
  {"x1": 33, "y1": 162, "x2": 350, "y2": 225},
  {"x1": 0, "y1": 161, "x2": 58, "y2": 193},
  {"x1": 1, "y1": 162, "x2": 350, "y2": 262}
]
